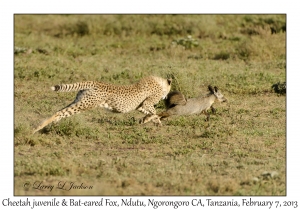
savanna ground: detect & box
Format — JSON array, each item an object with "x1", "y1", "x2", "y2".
[{"x1": 14, "y1": 15, "x2": 286, "y2": 195}]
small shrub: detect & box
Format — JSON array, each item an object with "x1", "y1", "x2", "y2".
[
  {"x1": 272, "y1": 82, "x2": 286, "y2": 94},
  {"x1": 199, "y1": 131, "x2": 216, "y2": 138},
  {"x1": 213, "y1": 52, "x2": 230, "y2": 60},
  {"x1": 14, "y1": 47, "x2": 28, "y2": 55},
  {"x1": 150, "y1": 22, "x2": 193, "y2": 36},
  {"x1": 229, "y1": 36, "x2": 241, "y2": 41},
  {"x1": 56, "y1": 21, "x2": 89, "y2": 37},
  {"x1": 108, "y1": 117, "x2": 137, "y2": 126},
  {"x1": 74, "y1": 21, "x2": 89, "y2": 36},
  {"x1": 172, "y1": 35, "x2": 199, "y2": 49},
  {"x1": 111, "y1": 71, "x2": 130, "y2": 81},
  {"x1": 240, "y1": 28, "x2": 260, "y2": 36}
]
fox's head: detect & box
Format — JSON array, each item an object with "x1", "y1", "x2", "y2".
[{"x1": 208, "y1": 85, "x2": 227, "y2": 103}]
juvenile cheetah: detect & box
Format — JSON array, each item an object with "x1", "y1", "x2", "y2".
[
  {"x1": 143, "y1": 85, "x2": 227, "y2": 123},
  {"x1": 33, "y1": 76, "x2": 172, "y2": 134}
]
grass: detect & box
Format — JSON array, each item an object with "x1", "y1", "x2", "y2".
[{"x1": 14, "y1": 14, "x2": 286, "y2": 195}]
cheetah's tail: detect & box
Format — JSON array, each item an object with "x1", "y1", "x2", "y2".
[{"x1": 51, "y1": 81, "x2": 97, "y2": 92}]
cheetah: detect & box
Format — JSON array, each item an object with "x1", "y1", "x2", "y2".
[
  {"x1": 33, "y1": 76, "x2": 172, "y2": 134},
  {"x1": 143, "y1": 85, "x2": 227, "y2": 123}
]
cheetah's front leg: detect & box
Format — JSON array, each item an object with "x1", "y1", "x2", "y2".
[
  {"x1": 137, "y1": 98, "x2": 162, "y2": 125},
  {"x1": 140, "y1": 114, "x2": 162, "y2": 125}
]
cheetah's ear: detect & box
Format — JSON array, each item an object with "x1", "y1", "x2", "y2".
[
  {"x1": 208, "y1": 85, "x2": 214, "y2": 93},
  {"x1": 167, "y1": 78, "x2": 172, "y2": 85},
  {"x1": 214, "y1": 86, "x2": 218, "y2": 92}
]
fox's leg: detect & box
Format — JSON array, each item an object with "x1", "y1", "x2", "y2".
[
  {"x1": 210, "y1": 106, "x2": 216, "y2": 114},
  {"x1": 203, "y1": 110, "x2": 210, "y2": 121}
]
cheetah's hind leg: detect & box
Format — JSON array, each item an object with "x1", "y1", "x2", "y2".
[
  {"x1": 32, "y1": 114, "x2": 59, "y2": 134},
  {"x1": 32, "y1": 102, "x2": 84, "y2": 134},
  {"x1": 33, "y1": 89, "x2": 99, "y2": 134}
]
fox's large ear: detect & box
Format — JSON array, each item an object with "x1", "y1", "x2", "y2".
[
  {"x1": 208, "y1": 85, "x2": 214, "y2": 92},
  {"x1": 167, "y1": 78, "x2": 172, "y2": 85},
  {"x1": 214, "y1": 86, "x2": 218, "y2": 92}
]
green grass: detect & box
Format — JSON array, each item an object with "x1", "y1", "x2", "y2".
[{"x1": 14, "y1": 14, "x2": 286, "y2": 195}]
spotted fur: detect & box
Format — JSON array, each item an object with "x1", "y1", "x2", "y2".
[{"x1": 33, "y1": 76, "x2": 172, "y2": 134}]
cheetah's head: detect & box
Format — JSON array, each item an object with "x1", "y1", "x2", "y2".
[
  {"x1": 150, "y1": 76, "x2": 172, "y2": 99},
  {"x1": 161, "y1": 78, "x2": 172, "y2": 99}
]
